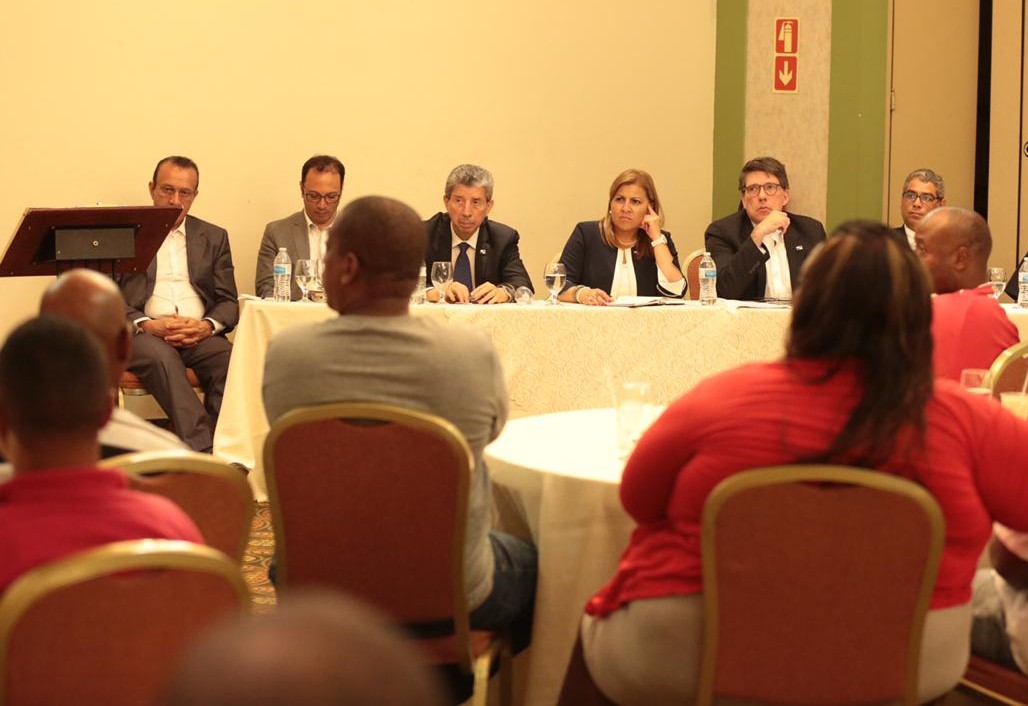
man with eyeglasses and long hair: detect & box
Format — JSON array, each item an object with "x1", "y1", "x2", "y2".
[
  {"x1": 894, "y1": 167, "x2": 946, "y2": 250},
  {"x1": 255, "y1": 154, "x2": 345, "y2": 300},
  {"x1": 115, "y1": 155, "x2": 238, "y2": 453},
  {"x1": 704, "y1": 156, "x2": 827, "y2": 301}
]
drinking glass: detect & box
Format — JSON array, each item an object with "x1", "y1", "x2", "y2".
[
  {"x1": 294, "y1": 259, "x2": 314, "y2": 302},
  {"x1": 960, "y1": 368, "x2": 992, "y2": 396},
  {"x1": 430, "y1": 261, "x2": 452, "y2": 303},
  {"x1": 306, "y1": 259, "x2": 326, "y2": 303},
  {"x1": 617, "y1": 381, "x2": 655, "y2": 457},
  {"x1": 543, "y1": 262, "x2": 566, "y2": 305},
  {"x1": 988, "y1": 267, "x2": 1007, "y2": 300}
]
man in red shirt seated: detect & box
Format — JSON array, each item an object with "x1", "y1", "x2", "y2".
[
  {"x1": 0, "y1": 316, "x2": 203, "y2": 593},
  {"x1": 915, "y1": 206, "x2": 1018, "y2": 380}
]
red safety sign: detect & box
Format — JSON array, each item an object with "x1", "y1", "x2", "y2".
[
  {"x1": 773, "y1": 56, "x2": 797, "y2": 93},
  {"x1": 773, "y1": 18, "x2": 799, "y2": 93},
  {"x1": 775, "y1": 18, "x2": 798, "y2": 55}
]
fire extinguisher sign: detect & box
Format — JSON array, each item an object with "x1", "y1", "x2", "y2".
[{"x1": 773, "y1": 18, "x2": 799, "y2": 93}]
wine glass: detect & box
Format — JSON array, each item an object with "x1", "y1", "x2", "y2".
[
  {"x1": 294, "y1": 259, "x2": 314, "y2": 302},
  {"x1": 988, "y1": 267, "x2": 1006, "y2": 300},
  {"x1": 543, "y1": 262, "x2": 566, "y2": 305},
  {"x1": 430, "y1": 261, "x2": 452, "y2": 303}
]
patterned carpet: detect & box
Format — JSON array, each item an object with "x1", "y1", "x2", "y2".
[{"x1": 241, "y1": 502, "x2": 277, "y2": 613}]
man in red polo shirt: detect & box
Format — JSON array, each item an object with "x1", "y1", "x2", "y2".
[
  {"x1": 0, "y1": 316, "x2": 202, "y2": 593},
  {"x1": 915, "y1": 207, "x2": 1018, "y2": 381}
]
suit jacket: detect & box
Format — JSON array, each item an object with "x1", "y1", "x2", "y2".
[
  {"x1": 559, "y1": 220, "x2": 683, "y2": 297},
  {"x1": 255, "y1": 210, "x2": 310, "y2": 300},
  {"x1": 891, "y1": 225, "x2": 912, "y2": 249},
  {"x1": 423, "y1": 213, "x2": 533, "y2": 292},
  {"x1": 116, "y1": 214, "x2": 239, "y2": 333},
  {"x1": 1006, "y1": 248, "x2": 1028, "y2": 301},
  {"x1": 704, "y1": 210, "x2": 826, "y2": 300}
]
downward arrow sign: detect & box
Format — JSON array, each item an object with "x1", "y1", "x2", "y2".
[{"x1": 778, "y1": 65, "x2": 793, "y2": 86}]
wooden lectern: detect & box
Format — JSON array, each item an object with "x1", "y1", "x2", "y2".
[{"x1": 0, "y1": 206, "x2": 182, "y2": 277}]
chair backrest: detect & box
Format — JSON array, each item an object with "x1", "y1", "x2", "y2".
[
  {"x1": 0, "y1": 539, "x2": 248, "y2": 706},
  {"x1": 684, "y1": 248, "x2": 705, "y2": 301},
  {"x1": 696, "y1": 465, "x2": 944, "y2": 706},
  {"x1": 100, "y1": 450, "x2": 255, "y2": 562},
  {"x1": 989, "y1": 340, "x2": 1028, "y2": 396},
  {"x1": 263, "y1": 402, "x2": 475, "y2": 671}
]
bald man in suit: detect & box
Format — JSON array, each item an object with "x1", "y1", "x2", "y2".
[{"x1": 116, "y1": 155, "x2": 238, "y2": 453}]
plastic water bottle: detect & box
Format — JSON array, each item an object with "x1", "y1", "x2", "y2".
[
  {"x1": 1018, "y1": 258, "x2": 1028, "y2": 308},
  {"x1": 273, "y1": 248, "x2": 292, "y2": 302},
  {"x1": 699, "y1": 252, "x2": 717, "y2": 305},
  {"x1": 411, "y1": 265, "x2": 427, "y2": 304}
]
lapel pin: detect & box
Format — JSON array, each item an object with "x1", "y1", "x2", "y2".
[{"x1": 795, "y1": 245, "x2": 804, "y2": 251}]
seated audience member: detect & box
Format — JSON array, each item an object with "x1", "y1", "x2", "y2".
[
  {"x1": 915, "y1": 207, "x2": 1018, "y2": 380},
  {"x1": 579, "y1": 221, "x2": 1028, "y2": 705},
  {"x1": 558, "y1": 168, "x2": 685, "y2": 305},
  {"x1": 39, "y1": 269, "x2": 186, "y2": 457},
  {"x1": 895, "y1": 167, "x2": 946, "y2": 250},
  {"x1": 424, "y1": 163, "x2": 533, "y2": 303},
  {"x1": 971, "y1": 526, "x2": 1028, "y2": 674},
  {"x1": 704, "y1": 156, "x2": 826, "y2": 301},
  {"x1": 163, "y1": 589, "x2": 446, "y2": 706},
  {"x1": 0, "y1": 317, "x2": 202, "y2": 593},
  {"x1": 255, "y1": 154, "x2": 345, "y2": 300},
  {"x1": 115, "y1": 155, "x2": 239, "y2": 453},
  {"x1": 262, "y1": 196, "x2": 536, "y2": 637}
]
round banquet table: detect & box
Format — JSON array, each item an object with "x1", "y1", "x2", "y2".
[{"x1": 485, "y1": 407, "x2": 640, "y2": 706}]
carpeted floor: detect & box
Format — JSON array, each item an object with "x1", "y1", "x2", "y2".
[{"x1": 241, "y1": 502, "x2": 276, "y2": 613}]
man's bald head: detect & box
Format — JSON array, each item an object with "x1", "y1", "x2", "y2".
[
  {"x1": 324, "y1": 196, "x2": 426, "y2": 309},
  {"x1": 163, "y1": 590, "x2": 447, "y2": 706},
  {"x1": 40, "y1": 269, "x2": 131, "y2": 387},
  {"x1": 915, "y1": 207, "x2": 992, "y2": 294}
]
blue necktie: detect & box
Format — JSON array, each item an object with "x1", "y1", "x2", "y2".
[{"x1": 454, "y1": 242, "x2": 473, "y2": 290}]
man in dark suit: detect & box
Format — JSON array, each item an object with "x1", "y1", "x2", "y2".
[
  {"x1": 255, "y1": 155, "x2": 345, "y2": 300},
  {"x1": 704, "y1": 156, "x2": 827, "y2": 301},
  {"x1": 115, "y1": 156, "x2": 238, "y2": 452},
  {"x1": 424, "y1": 164, "x2": 532, "y2": 303},
  {"x1": 894, "y1": 168, "x2": 946, "y2": 250}
]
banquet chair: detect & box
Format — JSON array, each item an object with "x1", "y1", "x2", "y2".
[
  {"x1": 988, "y1": 340, "x2": 1028, "y2": 396},
  {"x1": 0, "y1": 539, "x2": 248, "y2": 706},
  {"x1": 696, "y1": 465, "x2": 944, "y2": 706},
  {"x1": 263, "y1": 402, "x2": 512, "y2": 706},
  {"x1": 99, "y1": 450, "x2": 255, "y2": 563},
  {"x1": 684, "y1": 248, "x2": 705, "y2": 301},
  {"x1": 117, "y1": 370, "x2": 203, "y2": 425},
  {"x1": 957, "y1": 655, "x2": 1028, "y2": 705}
]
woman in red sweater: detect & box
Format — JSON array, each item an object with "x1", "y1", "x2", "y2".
[{"x1": 580, "y1": 220, "x2": 1028, "y2": 705}]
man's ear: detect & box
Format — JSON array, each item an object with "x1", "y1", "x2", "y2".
[
  {"x1": 115, "y1": 324, "x2": 132, "y2": 367},
  {"x1": 338, "y1": 251, "x2": 360, "y2": 284}
]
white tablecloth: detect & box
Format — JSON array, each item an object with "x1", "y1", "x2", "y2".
[
  {"x1": 486, "y1": 408, "x2": 632, "y2": 706},
  {"x1": 213, "y1": 300, "x2": 794, "y2": 500}
]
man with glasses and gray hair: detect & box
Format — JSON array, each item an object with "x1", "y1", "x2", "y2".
[
  {"x1": 255, "y1": 155, "x2": 345, "y2": 300},
  {"x1": 895, "y1": 167, "x2": 946, "y2": 250},
  {"x1": 704, "y1": 156, "x2": 826, "y2": 301},
  {"x1": 424, "y1": 164, "x2": 533, "y2": 304}
]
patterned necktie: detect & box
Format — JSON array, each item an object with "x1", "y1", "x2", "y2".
[{"x1": 454, "y1": 242, "x2": 473, "y2": 290}]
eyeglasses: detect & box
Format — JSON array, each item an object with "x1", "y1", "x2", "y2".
[
  {"x1": 902, "y1": 190, "x2": 940, "y2": 205},
  {"x1": 741, "y1": 183, "x2": 782, "y2": 197},
  {"x1": 157, "y1": 184, "x2": 196, "y2": 199},
  {"x1": 304, "y1": 191, "x2": 342, "y2": 204}
]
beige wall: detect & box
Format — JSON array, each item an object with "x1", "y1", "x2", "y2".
[
  {"x1": 745, "y1": 1, "x2": 832, "y2": 221},
  {"x1": 0, "y1": 1, "x2": 716, "y2": 338}
]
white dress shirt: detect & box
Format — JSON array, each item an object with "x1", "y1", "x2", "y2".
[
  {"x1": 760, "y1": 228, "x2": 792, "y2": 301},
  {"x1": 139, "y1": 221, "x2": 223, "y2": 332},
  {"x1": 305, "y1": 212, "x2": 329, "y2": 261}
]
